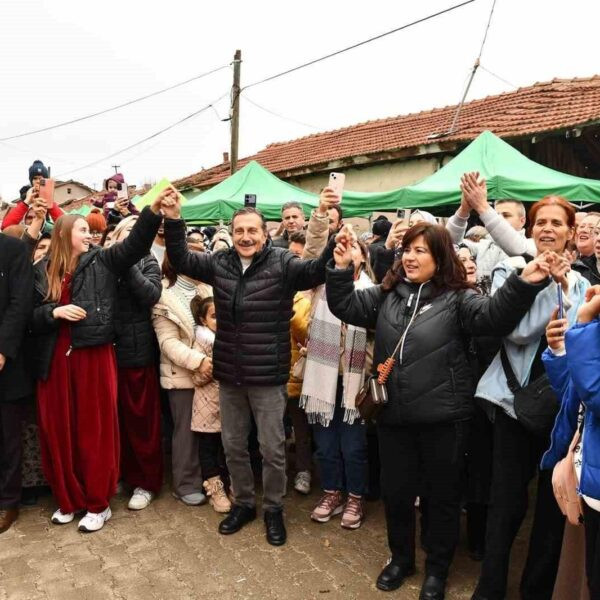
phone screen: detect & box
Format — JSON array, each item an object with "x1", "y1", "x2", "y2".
[
  {"x1": 557, "y1": 285, "x2": 564, "y2": 319},
  {"x1": 244, "y1": 194, "x2": 257, "y2": 207}
]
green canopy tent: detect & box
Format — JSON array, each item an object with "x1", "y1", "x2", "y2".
[
  {"x1": 395, "y1": 130, "x2": 600, "y2": 214},
  {"x1": 181, "y1": 161, "x2": 319, "y2": 224}
]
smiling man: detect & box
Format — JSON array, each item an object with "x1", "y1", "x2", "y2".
[
  {"x1": 151, "y1": 193, "x2": 333, "y2": 546},
  {"x1": 272, "y1": 201, "x2": 306, "y2": 248}
]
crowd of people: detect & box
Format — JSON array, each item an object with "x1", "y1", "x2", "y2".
[{"x1": 1, "y1": 159, "x2": 600, "y2": 600}]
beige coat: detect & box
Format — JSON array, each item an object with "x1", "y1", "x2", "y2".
[
  {"x1": 151, "y1": 280, "x2": 212, "y2": 390},
  {"x1": 191, "y1": 326, "x2": 221, "y2": 433}
]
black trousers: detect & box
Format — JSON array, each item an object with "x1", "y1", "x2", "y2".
[
  {"x1": 0, "y1": 401, "x2": 24, "y2": 509},
  {"x1": 198, "y1": 431, "x2": 227, "y2": 482},
  {"x1": 378, "y1": 420, "x2": 469, "y2": 580},
  {"x1": 475, "y1": 409, "x2": 564, "y2": 600},
  {"x1": 584, "y1": 503, "x2": 600, "y2": 599}
]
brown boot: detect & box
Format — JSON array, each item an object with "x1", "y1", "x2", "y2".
[
  {"x1": 203, "y1": 477, "x2": 232, "y2": 513},
  {"x1": 0, "y1": 508, "x2": 19, "y2": 534}
]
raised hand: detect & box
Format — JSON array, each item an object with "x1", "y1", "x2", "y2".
[
  {"x1": 53, "y1": 304, "x2": 87, "y2": 321},
  {"x1": 578, "y1": 287, "x2": 600, "y2": 324},
  {"x1": 546, "y1": 251, "x2": 571, "y2": 291},
  {"x1": 385, "y1": 219, "x2": 409, "y2": 250},
  {"x1": 520, "y1": 254, "x2": 551, "y2": 284},
  {"x1": 333, "y1": 237, "x2": 353, "y2": 269},
  {"x1": 545, "y1": 307, "x2": 568, "y2": 352},
  {"x1": 318, "y1": 187, "x2": 341, "y2": 215},
  {"x1": 161, "y1": 187, "x2": 182, "y2": 219},
  {"x1": 460, "y1": 171, "x2": 488, "y2": 214},
  {"x1": 335, "y1": 223, "x2": 356, "y2": 246}
]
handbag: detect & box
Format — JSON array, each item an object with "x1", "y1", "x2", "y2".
[
  {"x1": 500, "y1": 345, "x2": 559, "y2": 437},
  {"x1": 552, "y1": 427, "x2": 584, "y2": 525},
  {"x1": 355, "y1": 374, "x2": 388, "y2": 421}
]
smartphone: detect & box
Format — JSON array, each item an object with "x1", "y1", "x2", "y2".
[
  {"x1": 557, "y1": 285, "x2": 564, "y2": 320},
  {"x1": 396, "y1": 208, "x2": 411, "y2": 222},
  {"x1": 117, "y1": 185, "x2": 129, "y2": 201},
  {"x1": 244, "y1": 193, "x2": 257, "y2": 208},
  {"x1": 328, "y1": 172, "x2": 345, "y2": 199},
  {"x1": 39, "y1": 178, "x2": 55, "y2": 204}
]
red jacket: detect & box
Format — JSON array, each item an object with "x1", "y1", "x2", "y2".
[{"x1": 1, "y1": 201, "x2": 64, "y2": 230}]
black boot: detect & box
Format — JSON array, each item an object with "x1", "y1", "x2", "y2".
[
  {"x1": 264, "y1": 509, "x2": 286, "y2": 546},
  {"x1": 218, "y1": 504, "x2": 256, "y2": 535},
  {"x1": 419, "y1": 575, "x2": 446, "y2": 600},
  {"x1": 376, "y1": 561, "x2": 416, "y2": 592}
]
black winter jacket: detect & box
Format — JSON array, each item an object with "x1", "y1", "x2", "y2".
[
  {"x1": 0, "y1": 235, "x2": 34, "y2": 402},
  {"x1": 325, "y1": 264, "x2": 547, "y2": 426},
  {"x1": 573, "y1": 255, "x2": 600, "y2": 285},
  {"x1": 163, "y1": 217, "x2": 334, "y2": 387},
  {"x1": 30, "y1": 207, "x2": 162, "y2": 380},
  {"x1": 113, "y1": 254, "x2": 162, "y2": 368}
]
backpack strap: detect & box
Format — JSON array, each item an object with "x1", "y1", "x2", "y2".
[{"x1": 500, "y1": 344, "x2": 522, "y2": 395}]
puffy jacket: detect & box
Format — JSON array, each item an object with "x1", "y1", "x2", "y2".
[
  {"x1": 287, "y1": 292, "x2": 311, "y2": 398},
  {"x1": 113, "y1": 254, "x2": 162, "y2": 368},
  {"x1": 541, "y1": 321, "x2": 600, "y2": 502},
  {"x1": 29, "y1": 207, "x2": 162, "y2": 380},
  {"x1": 152, "y1": 280, "x2": 212, "y2": 389},
  {"x1": 573, "y1": 255, "x2": 600, "y2": 285},
  {"x1": 325, "y1": 264, "x2": 547, "y2": 426},
  {"x1": 163, "y1": 217, "x2": 334, "y2": 387}
]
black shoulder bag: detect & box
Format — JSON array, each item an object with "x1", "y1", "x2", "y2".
[{"x1": 499, "y1": 345, "x2": 559, "y2": 437}]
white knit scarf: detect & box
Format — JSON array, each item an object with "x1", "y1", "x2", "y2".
[{"x1": 300, "y1": 271, "x2": 374, "y2": 426}]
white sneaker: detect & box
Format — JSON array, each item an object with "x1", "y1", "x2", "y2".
[
  {"x1": 78, "y1": 507, "x2": 112, "y2": 532},
  {"x1": 172, "y1": 492, "x2": 206, "y2": 506},
  {"x1": 294, "y1": 471, "x2": 311, "y2": 495},
  {"x1": 51, "y1": 509, "x2": 74, "y2": 525},
  {"x1": 128, "y1": 488, "x2": 153, "y2": 510}
]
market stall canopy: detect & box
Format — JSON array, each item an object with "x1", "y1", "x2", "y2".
[
  {"x1": 181, "y1": 161, "x2": 319, "y2": 223},
  {"x1": 396, "y1": 130, "x2": 600, "y2": 212}
]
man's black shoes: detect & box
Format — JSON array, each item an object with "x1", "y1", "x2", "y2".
[
  {"x1": 376, "y1": 561, "x2": 416, "y2": 591},
  {"x1": 218, "y1": 504, "x2": 256, "y2": 535},
  {"x1": 264, "y1": 509, "x2": 286, "y2": 546}
]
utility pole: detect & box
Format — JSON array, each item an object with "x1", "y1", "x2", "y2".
[
  {"x1": 230, "y1": 49, "x2": 242, "y2": 175},
  {"x1": 111, "y1": 164, "x2": 120, "y2": 174}
]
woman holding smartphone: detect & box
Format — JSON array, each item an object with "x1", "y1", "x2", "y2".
[{"x1": 31, "y1": 208, "x2": 161, "y2": 532}]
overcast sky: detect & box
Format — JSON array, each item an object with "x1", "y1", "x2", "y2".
[{"x1": 1, "y1": 0, "x2": 599, "y2": 199}]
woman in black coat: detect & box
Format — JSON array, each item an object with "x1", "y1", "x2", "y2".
[
  {"x1": 111, "y1": 216, "x2": 163, "y2": 511},
  {"x1": 326, "y1": 222, "x2": 551, "y2": 600}
]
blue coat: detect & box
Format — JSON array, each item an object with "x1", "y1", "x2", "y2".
[{"x1": 541, "y1": 320, "x2": 600, "y2": 502}]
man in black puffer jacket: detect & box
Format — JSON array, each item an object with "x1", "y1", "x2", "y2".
[{"x1": 153, "y1": 192, "x2": 334, "y2": 546}]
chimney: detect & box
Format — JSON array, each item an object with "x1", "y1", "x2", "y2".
[{"x1": 223, "y1": 152, "x2": 229, "y2": 163}]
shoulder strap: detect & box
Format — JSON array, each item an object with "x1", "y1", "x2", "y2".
[{"x1": 500, "y1": 344, "x2": 522, "y2": 395}]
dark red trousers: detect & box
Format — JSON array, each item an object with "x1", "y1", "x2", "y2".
[
  {"x1": 118, "y1": 366, "x2": 163, "y2": 494},
  {"x1": 37, "y1": 330, "x2": 119, "y2": 514}
]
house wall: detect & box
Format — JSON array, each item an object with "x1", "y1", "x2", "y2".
[{"x1": 55, "y1": 183, "x2": 94, "y2": 206}]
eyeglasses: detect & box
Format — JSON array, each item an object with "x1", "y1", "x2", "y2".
[{"x1": 90, "y1": 231, "x2": 102, "y2": 238}]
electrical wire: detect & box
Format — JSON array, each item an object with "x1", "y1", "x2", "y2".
[
  {"x1": 242, "y1": 94, "x2": 321, "y2": 130},
  {"x1": 56, "y1": 92, "x2": 229, "y2": 178},
  {"x1": 243, "y1": 0, "x2": 477, "y2": 91},
  {"x1": 479, "y1": 63, "x2": 517, "y2": 89},
  {"x1": 0, "y1": 64, "x2": 230, "y2": 142}
]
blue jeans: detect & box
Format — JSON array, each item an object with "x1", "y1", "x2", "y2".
[{"x1": 312, "y1": 379, "x2": 368, "y2": 496}]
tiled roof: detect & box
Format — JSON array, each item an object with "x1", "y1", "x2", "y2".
[{"x1": 173, "y1": 75, "x2": 600, "y2": 190}]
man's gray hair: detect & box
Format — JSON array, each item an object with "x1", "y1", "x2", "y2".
[{"x1": 281, "y1": 201, "x2": 303, "y2": 214}]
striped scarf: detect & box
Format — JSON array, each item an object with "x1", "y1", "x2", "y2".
[{"x1": 300, "y1": 271, "x2": 373, "y2": 426}]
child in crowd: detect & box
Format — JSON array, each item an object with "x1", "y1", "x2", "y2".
[{"x1": 190, "y1": 296, "x2": 231, "y2": 513}]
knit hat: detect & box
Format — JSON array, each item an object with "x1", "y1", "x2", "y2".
[
  {"x1": 19, "y1": 185, "x2": 31, "y2": 201},
  {"x1": 104, "y1": 173, "x2": 125, "y2": 190},
  {"x1": 28, "y1": 160, "x2": 49, "y2": 183},
  {"x1": 372, "y1": 218, "x2": 392, "y2": 238}
]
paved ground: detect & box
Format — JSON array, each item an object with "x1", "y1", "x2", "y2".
[{"x1": 0, "y1": 483, "x2": 530, "y2": 600}]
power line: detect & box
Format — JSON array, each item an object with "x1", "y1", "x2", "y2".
[
  {"x1": 479, "y1": 63, "x2": 517, "y2": 89},
  {"x1": 243, "y1": 0, "x2": 477, "y2": 91},
  {"x1": 0, "y1": 64, "x2": 230, "y2": 142},
  {"x1": 242, "y1": 94, "x2": 321, "y2": 130},
  {"x1": 56, "y1": 92, "x2": 229, "y2": 178}
]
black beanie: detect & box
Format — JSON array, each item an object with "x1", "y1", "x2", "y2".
[
  {"x1": 372, "y1": 219, "x2": 392, "y2": 238},
  {"x1": 28, "y1": 160, "x2": 49, "y2": 183},
  {"x1": 19, "y1": 185, "x2": 31, "y2": 201}
]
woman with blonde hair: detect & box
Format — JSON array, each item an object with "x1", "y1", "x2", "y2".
[
  {"x1": 31, "y1": 208, "x2": 161, "y2": 532},
  {"x1": 111, "y1": 216, "x2": 163, "y2": 511}
]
